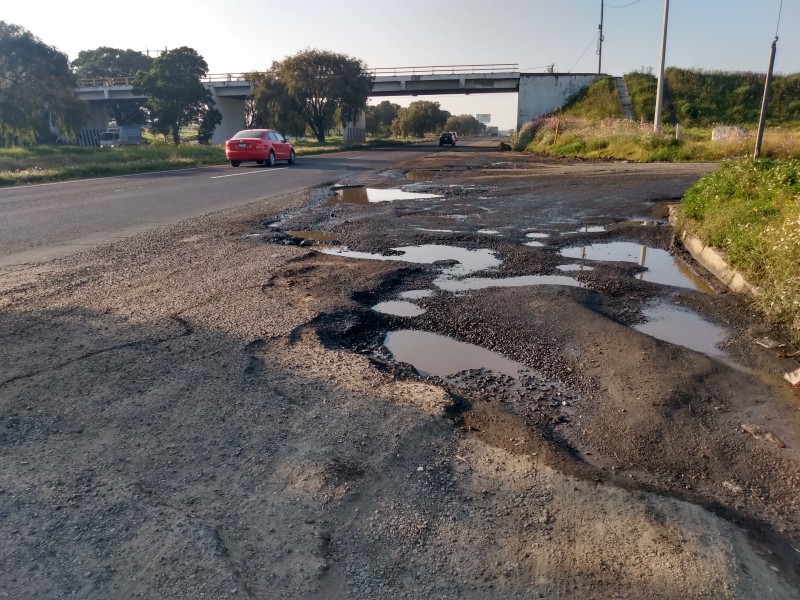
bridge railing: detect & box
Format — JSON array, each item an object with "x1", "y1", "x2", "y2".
[
  {"x1": 368, "y1": 64, "x2": 519, "y2": 77},
  {"x1": 77, "y1": 64, "x2": 520, "y2": 87},
  {"x1": 77, "y1": 73, "x2": 253, "y2": 87}
]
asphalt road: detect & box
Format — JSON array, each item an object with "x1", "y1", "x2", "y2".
[{"x1": 0, "y1": 146, "x2": 430, "y2": 269}]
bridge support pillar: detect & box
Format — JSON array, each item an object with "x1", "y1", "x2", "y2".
[
  {"x1": 343, "y1": 110, "x2": 366, "y2": 144},
  {"x1": 210, "y1": 90, "x2": 246, "y2": 145},
  {"x1": 517, "y1": 74, "x2": 600, "y2": 130},
  {"x1": 86, "y1": 102, "x2": 108, "y2": 129}
]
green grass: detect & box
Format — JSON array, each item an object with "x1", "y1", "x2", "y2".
[
  {"x1": 0, "y1": 145, "x2": 227, "y2": 186},
  {"x1": 674, "y1": 159, "x2": 800, "y2": 341},
  {"x1": 562, "y1": 76, "x2": 624, "y2": 120},
  {"x1": 0, "y1": 137, "x2": 414, "y2": 186},
  {"x1": 516, "y1": 116, "x2": 800, "y2": 162}
]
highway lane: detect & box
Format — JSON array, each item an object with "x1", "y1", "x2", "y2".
[{"x1": 0, "y1": 146, "x2": 432, "y2": 269}]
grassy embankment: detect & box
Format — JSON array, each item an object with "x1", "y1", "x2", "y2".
[
  {"x1": 0, "y1": 136, "x2": 412, "y2": 186},
  {"x1": 515, "y1": 69, "x2": 800, "y2": 341},
  {"x1": 675, "y1": 159, "x2": 800, "y2": 342}
]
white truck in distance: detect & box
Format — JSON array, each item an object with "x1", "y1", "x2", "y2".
[{"x1": 99, "y1": 125, "x2": 143, "y2": 148}]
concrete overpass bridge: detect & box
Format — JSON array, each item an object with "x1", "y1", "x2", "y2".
[{"x1": 75, "y1": 65, "x2": 600, "y2": 144}]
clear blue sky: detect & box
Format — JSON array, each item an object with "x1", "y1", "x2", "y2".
[{"x1": 5, "y1": 0, "x2": 798, "y2": 129}]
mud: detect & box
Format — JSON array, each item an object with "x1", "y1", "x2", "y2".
[{"x1": 1, "y1": 144, "x2": 799, "y2": 599}]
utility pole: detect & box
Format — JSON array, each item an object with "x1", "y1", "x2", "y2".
[
  {"x1": 754, "y1": 36, "x2": 778, "y2": 159},
  {"x1": 597, "y1": 0, "x2": 605, "y2": 74},
  {"x1": 653, "y1": 0, "x2": 669, "y2": 132}
]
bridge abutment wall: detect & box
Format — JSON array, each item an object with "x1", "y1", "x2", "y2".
[{"x1": 517, "y1": 74, "x2": 601, "y2": 129}]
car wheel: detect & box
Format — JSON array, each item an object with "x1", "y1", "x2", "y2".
[
  {"x1": 439, "y1": 142, "x2": 443, "y2": 146},
  {"x1": 288, "y1": 150, "x2": 296, "y2": 165},
  {"x1": 267, "y1": 151, "x2": 276, "y2": 167},
  {"x1": 230, "y1": 160, "x2": 241, "y2": 167}
]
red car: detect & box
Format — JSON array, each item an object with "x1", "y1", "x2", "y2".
[{"x1": 224, "y1": 129, "x2": 296, "y2": 167}]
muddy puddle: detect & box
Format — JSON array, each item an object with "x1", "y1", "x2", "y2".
[
  {"x1": 560, "y1": 242, "x2": 713, "y2": 292},
  {"x1": 435, "y1": 274, "x2": 583, "y2": 293},
  {"x1": 320, "y1": 244, "x2": 501, "y2": 277},
  {"x1": 558, "y1": 264, "x2": 594, "y2": 272},
  {"x1": 633, "y1": 301, "x2": 735, "y2": 365},
  {"x1": 324, "y1": 187, "x2": 442, "y2": 206},
  {"x1": 399, "y1": 290, "x2": 435, "y2": 300},
  {"x1": 384, "y1": 330, "x2": 526, "y2": 378},
  {"x1": 372, "y1": 301, "x2": 426, "y2": 317},
  {"x1": 563, "y1": 226, "x2": 607, "y2": 234}
]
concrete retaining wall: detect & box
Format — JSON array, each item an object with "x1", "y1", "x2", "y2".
[{"x1": 517, "y1": 73, "x2": 600, "y2": 129}]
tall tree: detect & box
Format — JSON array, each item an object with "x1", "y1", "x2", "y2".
[
  {"x1": 132, "y1": 47, "x2": 215, "y2": 145},
  {"x1": 72, "y1": 47, "x2": 153, "y2": 125},
  {"x1": 252, "y1": 49, "x2": 372, "y2": 143},
  {"x1": 391, "y1": 101, "x2": 450, "y2": 138},
  {"x1": 72, "y1": 47, "x2": 153, "y2": 80},
  {"x1": 444, "y1": 114, "x2": 486, "y2": 136},
  {"x1": 0, "y1": 21, "x2": 87, "y2": 145},
  {"x1": 366, "y1": 100, "x2": 400, "y2": 136},
  {"x1": 245, "y1": 71, "x2": 307, "y2": 137}
]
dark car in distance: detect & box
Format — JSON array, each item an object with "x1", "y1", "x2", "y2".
[
  {"x1": 224, "y1": 129, "x2": 296, "y2": 167},
  {"x1": 439, "y1": 132, "x2": 456, "y2": 147}
]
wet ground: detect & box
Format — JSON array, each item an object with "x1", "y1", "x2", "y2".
[{"x1": 2, "y1": 143, "x2": 800, "y2": 599}]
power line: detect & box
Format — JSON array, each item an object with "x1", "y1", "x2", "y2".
[
  {"x1": 776, "y1": 0, "x2": 784, "y2": 37},
  {"x1": 568, "y1": 32, "x2": 600, "y2": 73},
  {"x1": 604, "y1": 0, "x2": 642, "y2": 7}
]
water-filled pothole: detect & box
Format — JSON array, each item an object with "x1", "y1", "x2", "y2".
[
  {"x1": 399, "y1": 290, "x2": 435, "y2": 300},
  {"x1": 372, "y1": 301, "x2": 426, "y2": 317},
  {"x1": 633, "y1": 301, "x2": 732, "y2": 363},
  {"x1": 320, "y1": 244, "x2": 500, "y2": 277},
  {"x1": 384, "y1": 330, "x2": 526, "y2": 378},
  {"x1": 434, "y1": 274, "x2": 583, "y2": 292},
  {"x1": 559, "y1": 242, "x2": 713, "y2": 292},
  {"x1": 324, "y1": 187, "x2": 442, "y2": 206},
  {"x1": 563, "y1": 226, "x2": 607, "y2": 234},
  {"x1": 558, "y1": 264, "x2": 595, "y2": 272}
]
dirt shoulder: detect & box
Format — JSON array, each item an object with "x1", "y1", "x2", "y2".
[{"x1": 1, "y1": 148, "x2": 799, "y2": 599}]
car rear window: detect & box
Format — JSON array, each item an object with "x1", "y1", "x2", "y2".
[{"x1": 232, "y1": 130, "x2": 264, "y2": 139}]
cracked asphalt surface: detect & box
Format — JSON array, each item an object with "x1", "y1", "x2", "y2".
[{"x1": 2, "y1": 141, "x2": 799, "y2": 599}]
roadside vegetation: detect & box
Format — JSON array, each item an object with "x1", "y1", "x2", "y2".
[{"x1": 676, "y1": 159, "x2": 800, "y2": 341}]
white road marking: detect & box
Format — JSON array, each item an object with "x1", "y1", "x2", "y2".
[{"x1": 210, "y1": 167, "x2": 287, "y2": 179}]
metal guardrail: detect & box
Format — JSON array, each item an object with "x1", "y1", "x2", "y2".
[
  {"x1": 76, "y1": 64, "x2": 520, "y2": 87},
  {"x1": 368, "y1": 64, "x2": 519, "y2": 77}
]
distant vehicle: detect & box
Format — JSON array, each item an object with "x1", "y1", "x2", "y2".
[
  {"x1": 439, "y1": 132, "x2": 456, "y2": 147},
  {"x1": 224, "y1": 129, "x2": 296, "y2": 167},
  {"x1": 450, "y1": 131, "x2": 459, "y2": 142},
  {"x1": 99, "y1": 125, "x2": 143, "y2": 148},
  {"x1": 486, "y1": 126, "x2": 499, "y2": 136}
]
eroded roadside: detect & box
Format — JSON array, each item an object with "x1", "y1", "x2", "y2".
[{"x1": 1, "y1": 148, "x2": 799, "y2": 599}]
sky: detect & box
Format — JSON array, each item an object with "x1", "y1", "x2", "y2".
[{"x1": 4, "y1": 0, "x2": 798, "y2": 130}]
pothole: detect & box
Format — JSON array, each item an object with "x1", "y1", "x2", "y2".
[
  {"x1": 371, "y1": 301, "x2": 426, "y2": 317},
  {"x1": 384, "y1": 330, "x2": 527, "y2": 378},
  {"x1": 559, "y1": 242, "x2": 713, "y2": 292},
  {"x1": 434, "y1": 274, "x2": 583, "y2": 293},
  {"x1": 633, "y1": 300, "x2": 734, "y2": 364},
  {"x1": 323, "y1": 187, "x2": 442, "y2": 206}
]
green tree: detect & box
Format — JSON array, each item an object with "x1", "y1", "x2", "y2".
[
  {"x1": 197, "y1": 106, "x2": 222, "y2": 145},
  {"x1": 391, "y1": 101, "x2": 450, "y2": 138},
  {"x1": 0, "y1": 21, "x2": 87, "y2": 145},
  {"x1": 366, "y1": 100, "x2": 400, "y2": 136},
  {"x1": 444, "y1": 114, "x2": 485, "y2": 136},
  {"x1": 254, "y1": 49, "x2": 372, "y2": 143},
  {"x1": 246, "y1": 72, "x2": 307, "y2": 137},
  {"x1": 72, "y1": 47, "x2": 153, "y2": 125},
  {"x1": 132, "y1": 46, "x2": 215, "y2": 145},
  {"x1": 72, "y1": 47, "x2": 153, "y2": 80}
]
